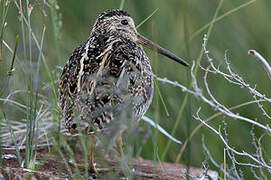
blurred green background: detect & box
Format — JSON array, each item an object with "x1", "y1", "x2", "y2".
[{"x1": 1, "y1": 0, "x2": 271, "y2": 179}]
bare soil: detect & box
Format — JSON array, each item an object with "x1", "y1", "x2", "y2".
[{"x1": 0, "y1": 149, "x2": 217, "y2": 180}]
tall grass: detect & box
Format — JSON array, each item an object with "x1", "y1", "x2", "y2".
[
  {"x1": 161, "y1": 0, "x2": 225, "y2": 161},
  {"x1": 0, "y1": 0, "x2": 60, "y2": 169}
]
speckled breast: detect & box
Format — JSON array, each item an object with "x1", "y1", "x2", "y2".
[{"x1": 59, "y1": 34, "x2": 153, "y2": 134}]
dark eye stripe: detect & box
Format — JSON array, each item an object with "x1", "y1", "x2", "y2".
[{"x1": 121, "y1": 19, "x2": 128, "y2": 25}]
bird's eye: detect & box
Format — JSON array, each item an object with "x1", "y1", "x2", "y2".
[{"x1": 121, "y1": 19, "x2": 128, "y2": 25}]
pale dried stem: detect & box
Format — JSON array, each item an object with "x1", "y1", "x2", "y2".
[
  {"x1": 248, "y1": 49, "x2": 271, "y2": 80},
  {"x1": 195, "y1": 108, "x2": 271, "y2": 171}
]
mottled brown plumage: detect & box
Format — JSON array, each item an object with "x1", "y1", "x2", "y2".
[
  {"x1": 59, "y1": 10, "x2": 153, "y2": 134},
  {"x1": 58, "y1": 9, "x2": 188, "y2": 173}
]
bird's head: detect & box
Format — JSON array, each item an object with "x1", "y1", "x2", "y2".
[
  {"x1": 92, "y1": 9, "x2": 189, "y2": 67},
  {"x1": 92, "y1": 9, "x2": 137, "y2": 41}
]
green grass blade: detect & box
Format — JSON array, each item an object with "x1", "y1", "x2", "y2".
[
  {"x1": 3, "y1": 112, "x2": 22, "y2": 166},
  {"x1": 25, "y1": 26, "x2": 46, "y2": 169},
  {"x1": 0, "y1": 110, "x2": 3, "y2": 165},
  {"x1": 19, "y1": 0, "x2": 27, "y2": 60},
  {"x1": 119, "y1": 0, "x2": 125, "y2": 10},
  {"x1": 7, "y1": 34, "x2": 19, "y2": 76},
  {"x1": 154, "y1": 78, "x2": 170, "y2": 116},
  {"x1": 161, "y1": 0, "x2": 224, "y2": 161},
  {"x1": 54, "y1": 141, "x2": 74, "y2": 178},
  {"x1": 49, "y1": 0, "x2": 62, "y2": 65},
  {"x1": 0, "y1": 0, "x2": 11, "y2": 50},
  {"x1": 26, "y1": 0, "x2": 32, "y2": 63},
  {"x1": 62, "y1": 140, "x2": 81, "y2": 177},
  {"x1": 190, "y1": 0, "x2": 257, "y2": 40},
  {"x1": 183, "y1": 1, "x2": 192, "y2": 175},
  {"x1": 0, "y1": 0, "x2": 11, "y2": 80},
  {"x1": 136, "y1": 8, "x2": 158, "y2": 29}
]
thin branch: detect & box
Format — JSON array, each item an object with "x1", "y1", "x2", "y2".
[
  {"x1": 141, "y1": 116, "x2": 182, "y2": 144},
  {"x1": 194, "y1": 108, "x2": 271, "y2": 171},
  {"x1": 248, "y1": 49, "x2": 271, "y2": 80}
]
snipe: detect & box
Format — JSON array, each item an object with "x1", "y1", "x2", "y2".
[{"x1": 59, "y1": 9, "x2": 188, "y2": 174}]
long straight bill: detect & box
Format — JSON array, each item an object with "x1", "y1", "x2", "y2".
[{"x1": 137, "y1": 34, "x2": 189, "y2": 66}]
